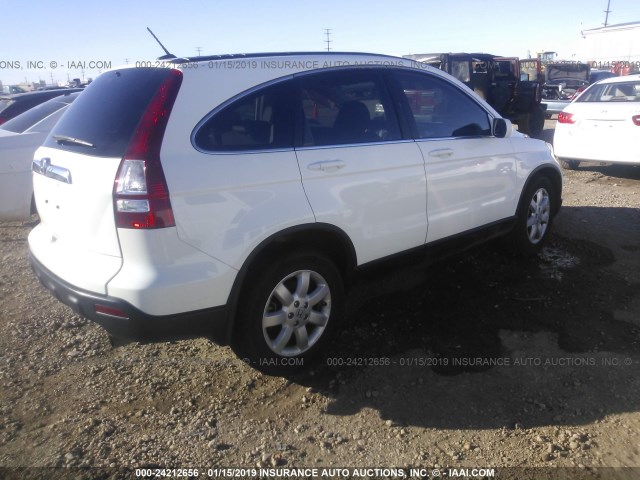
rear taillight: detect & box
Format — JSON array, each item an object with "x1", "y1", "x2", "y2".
[
  {"x1": 0, "y1": 116, "x2": 6, "y2": 126},
  {"x1": 632, "y1": 115, "x2": 640, "y2": 126},
  {"x1": 114, "y1": 69, "x2": 183, "y2": 229},
  {"x1": 557, "y1": 112, "x2": 576, "y2": 124}
]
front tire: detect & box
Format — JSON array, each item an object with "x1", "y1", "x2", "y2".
[
  {"x1": 511, "y1": 176, "x2": 554, "y2": 255},
  {"x1": 232, "y1": 251, "x2": 343, "y2": 373}
]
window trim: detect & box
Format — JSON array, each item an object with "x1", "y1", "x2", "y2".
[
  {"x1": 294, "y1": 138, "x2": 416, "y2": 152},
  {"x1": 192, "y1": 66, "x2": 498, "y2": 155}
]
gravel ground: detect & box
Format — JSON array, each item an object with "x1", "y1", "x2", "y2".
[{"x1": 1, "y1": 120, "x2": 639, "y2": 479}]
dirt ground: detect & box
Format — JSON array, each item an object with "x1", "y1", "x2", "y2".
[{"x1": 1, "y1": 120, "x2": 639, "y2": 480}]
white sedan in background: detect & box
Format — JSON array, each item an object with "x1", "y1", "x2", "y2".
[
  {"x1": 554, "y1": 74, "x2": 640, "y2": 170},
  {"x1": 0, "y1": 92, "x2": 79, "y2": 221}
]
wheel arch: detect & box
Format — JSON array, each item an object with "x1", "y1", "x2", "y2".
[
  {"x1": 223, "y1": 223, "x2": 357, "y2": 343},
  {"x1": 517, "y1": 165, "x2": 563, "y2": 218}
]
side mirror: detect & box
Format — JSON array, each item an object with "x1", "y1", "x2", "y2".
[{"x1": 493, "y1": 118, "x2": 509, "y2": 138}]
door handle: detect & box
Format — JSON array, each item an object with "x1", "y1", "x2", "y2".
[
  {"x1": 428, "y1": 148, "x2": 454, "y2": 159},
  {"x1": 32, "y1": 158, "x2": 73, "y2": 184},
  {"x1": 307, "y1": 160, "x2": 346, "y2": 172}
]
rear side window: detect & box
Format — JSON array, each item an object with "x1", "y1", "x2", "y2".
[
  {"x1": 194, "y1": 81, "x2": 295, "y2": 151},
  {"x1": 298, "y1": 69, "x2": 401, "y2": 147},
  {"x1": 577, "y1": 81, "x2": 640, "y2": 102},
  {"x1": 392, "y1": 71, "x2": 491, "y2": 139},
  {"x1": 44, "y1": 69, "x2": 175, "y2": 157}
]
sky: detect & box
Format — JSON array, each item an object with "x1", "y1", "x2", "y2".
[{"x1": 1, "y1": 0, "x2": 639, "y2": 86}]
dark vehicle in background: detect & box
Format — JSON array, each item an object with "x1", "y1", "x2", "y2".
[
  {"x1": 405, "y1": 53, "x2": 546, "y2": 137},
  {"x1": 0, "y1": 89, "x2": 82, "y2": 126},
  {"x1": 589, "y1": 69, "x2": 617, "y2": 83},
  {"x1": 541, "y1": 63, "x2": 591, "y2": 117}
]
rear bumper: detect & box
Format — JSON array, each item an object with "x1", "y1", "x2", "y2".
[
  {"x1": 29, "y1": 252, "x2": 231, "y2": 344},
  {"x1": 554, "y1": 127, "x2": 640, "y2": 165}
]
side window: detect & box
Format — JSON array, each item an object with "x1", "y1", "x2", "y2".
[
  {"x1": 472, "y1": 60, "x2": 488, "y2": 74},
  {"x1": 393, "y1": 71, "x2": 492, "y2": 139},
  {"x1": 194, "y1": 81, "x2": 294, "y2": 151},
  {"x1": 297, "y1": 70, "x2": 401, "y2": 147},
  {"x1": 450, "y1": 60, "x2": 470, "y2": 83}
]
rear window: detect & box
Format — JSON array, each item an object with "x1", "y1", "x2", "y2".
[
  {"x1": 577, "y1": 81, "x2": 640, "y2": 103},
  {"x1": 1, "y1": 93, "x2": 77, "y2": 133},
  {"x1": 194, "y1": 81, "x2": 295, "y2": 151},
  {"x1": 44, "y1": 68, "x2": 175, "y2": 157}
]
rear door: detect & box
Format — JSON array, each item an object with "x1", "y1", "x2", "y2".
[
  {"x1": 168, "y1": 78, "x2": 316, "y2": 270},
  {"x1": 294, "y1": 68, "x2": 428, "y2": 265},
  {"x1": 30, "y1": 68, "x2": 174, "y2": 293},
  {"x1": 493, "y1": 58, "x2": 519, "y2": 113}
]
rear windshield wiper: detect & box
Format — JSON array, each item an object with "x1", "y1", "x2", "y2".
[{"x1": 53, "y1": 135, "x2": 95, "y2": 148}]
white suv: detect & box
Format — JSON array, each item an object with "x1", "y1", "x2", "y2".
[{"x1": 29, "y1": 52, "x2": 562, "y2": 369}]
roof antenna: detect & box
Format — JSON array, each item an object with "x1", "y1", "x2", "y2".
[
  {"x1": 146, "y1": 27, "x2": 176, "y2": 60},
  {"x1": 603, "y1": 0, "x2": 612, "y2": 27}
]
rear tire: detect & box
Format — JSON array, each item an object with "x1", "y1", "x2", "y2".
[
  {"x1": 558, "y1": 158, "x2": 580, "y2": 170},
  {"x1": 511, "y1": 176, "x2": 554, "y2": 255},
  {"x1": 232, "y1": 251, "x2": 344, "y2": 373}
]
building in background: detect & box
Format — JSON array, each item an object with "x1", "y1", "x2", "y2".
[{"x1": 579, "y1": 21, "x2": 640, "y2": 73}]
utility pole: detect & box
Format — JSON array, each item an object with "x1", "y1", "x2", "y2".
[
  {"x1": 603, "y1": 0, "x2": 612, "y2": 27},
  {"x1": 196, "y1": 46, "x2": 202, "y2": 56},
  {"x1": 324, "y1": 29, "x2": 332, "y2": 52}
]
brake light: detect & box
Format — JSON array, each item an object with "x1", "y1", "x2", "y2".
[
  {"x1": 114, "y1": 69, "x2": 183, "y2": 229},
  {"x1": 633, "y1": 115, "x2": 640, "y2": 126},
  {"x1": 557, "y1": 112, "x2": 576, "y2": 124},
  {"x1": 0, "y1": 116, "x2": 6, "y2": 126}
]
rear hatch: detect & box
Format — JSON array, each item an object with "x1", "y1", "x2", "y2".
[
  {"x1": 543, "y1": 64, "x2": 590, "y2": 100},
  {"x1": 546, "y1": 63, "x2": 590, "y2": 82},
  {"x1": 30, "y1": 67, "x2": 180, "y2": 293}
]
